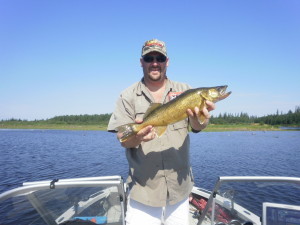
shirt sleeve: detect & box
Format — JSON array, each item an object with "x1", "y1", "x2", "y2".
[{"x1": 107, "y1": 94, "x2": 135, "y2": 132}]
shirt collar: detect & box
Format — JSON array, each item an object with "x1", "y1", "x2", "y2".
[{"x1": 137, "y1": 78, "x2": 176, "y2": 94}]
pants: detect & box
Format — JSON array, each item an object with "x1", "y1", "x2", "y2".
[{"x1": 125, "y1": 197, "x2": 189, "y2": 225}]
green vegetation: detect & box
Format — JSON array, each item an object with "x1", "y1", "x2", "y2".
[
  {"x1": 210, "y1": 106, "x2": 300, "y2": 126},
  {"x1": 0, "y1": 114, "x2": 110, "y2": 130},
  {"x1": 1, "y1": 106, "x2": 299, "y2": 131}
]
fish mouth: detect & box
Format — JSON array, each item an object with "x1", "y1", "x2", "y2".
[{"x1": 217, "y1": 85, "x2": 232, "y2": 101}]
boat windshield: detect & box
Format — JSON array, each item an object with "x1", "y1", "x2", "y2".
[
  {"x1": 195, "y1": 177, "x2": 300, "y2": 225},
  {"x1": 0, "y1": 176, "x2": 126, "y2": 225}
]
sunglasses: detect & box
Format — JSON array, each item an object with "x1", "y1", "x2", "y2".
[{"x1": 143, "y1": 55, "x2": 167, "y2": 63}]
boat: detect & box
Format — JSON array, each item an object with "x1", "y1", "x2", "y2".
[{"x1": 0, "y1": 176, "x2": 300, "y2": 225}]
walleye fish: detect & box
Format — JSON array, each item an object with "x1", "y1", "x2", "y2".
[{"x1": 117, "y1": 85, "x2": 231, "y2": 142}]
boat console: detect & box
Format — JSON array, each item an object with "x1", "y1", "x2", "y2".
[{"x1": 262, "y1": 202, "x2": 300, "y2": 225}]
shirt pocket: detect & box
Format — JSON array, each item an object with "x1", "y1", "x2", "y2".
[
  {"x1": 134, "y1": 105, "x2": 145, "y2": 122},
  {"x1": 170, "y1": 119, "x2": 189, "y2": 131},
  {"x1": 168, "y1": 119, "x2": 189, "y2": 145}
]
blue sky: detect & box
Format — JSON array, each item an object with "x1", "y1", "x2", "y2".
[{"x1": 1, "y1": 0, "x2": 299, "y2": 120}]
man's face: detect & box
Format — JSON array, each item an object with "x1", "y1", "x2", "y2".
[{"x1": 140, "y1": 52, "x2": 169, "y2": 83}]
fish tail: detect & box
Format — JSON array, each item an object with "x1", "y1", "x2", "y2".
[{"x1": 117, "y1": 123, "x2": 137, "y2": 142}]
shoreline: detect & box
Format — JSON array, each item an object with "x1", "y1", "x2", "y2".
[{"x1": 0, "y1": 124, "x2": 289, "y2": 132}]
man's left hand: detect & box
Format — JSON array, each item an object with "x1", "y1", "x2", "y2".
[{"x1": 187, "y1": 100, "x2": 216, "y2": 131}]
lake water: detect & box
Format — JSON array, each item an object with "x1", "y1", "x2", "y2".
[{"x1": 0, "y1": 129, "x2": 300, "y2": 222}]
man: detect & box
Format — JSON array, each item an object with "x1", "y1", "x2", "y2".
[{"x1": 107, "y1": 39, "x2": 215, "y2": 225}]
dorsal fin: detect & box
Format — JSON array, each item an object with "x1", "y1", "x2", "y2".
[{"x1": 144, "y1": 103, "x2": 162, "y2": 119}]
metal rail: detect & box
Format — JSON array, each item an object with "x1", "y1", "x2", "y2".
[
  {"x1": 0, "y1": 176, "x2": 126, "y2": 225},
  {"x1": 197, "y1": 176, "x2": 300, "y2": 225}
]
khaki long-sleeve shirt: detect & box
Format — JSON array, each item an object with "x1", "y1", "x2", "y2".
[{"x1": 107, "y1": 79, "x2": 194, "y2": 207}]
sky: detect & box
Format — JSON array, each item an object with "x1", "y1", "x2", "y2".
[{"x1": 0, "y1": 0, "x2": 299, "y2": 120}]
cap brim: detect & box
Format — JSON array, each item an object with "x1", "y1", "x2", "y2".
[{"x1": 142, "y1": 49, "x2": 167, "y2": 57}]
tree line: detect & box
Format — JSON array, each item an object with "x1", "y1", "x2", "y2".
[
  {"x1": 46, "y1": 114, "x2": 111, "y2": 125},
  {"x1": 1, "y1": 114, "x2": 111, "y2": 126},
  {"x1": 210, "y1": 106, "x2": 300, "y2": 126},
  {"x1": 1, "y1": 106, "x2": 300, "y2": 126}
]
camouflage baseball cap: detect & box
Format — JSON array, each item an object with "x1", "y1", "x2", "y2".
[{"x1": 141, "y1": 39, "x2": 167, "y2": 57}]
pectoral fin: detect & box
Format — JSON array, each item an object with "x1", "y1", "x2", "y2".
[
  {"x1": 154, "y1": 126, "x2": 167, "y2": 137},
  {"x1": 198, "y1": 113, "x2": 207, "y2": 125},
  {"x1": 197, "y1": 101, "x2": 207, "y2": 124}
]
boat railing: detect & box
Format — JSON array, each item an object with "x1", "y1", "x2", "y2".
[
  {"x1": 0, "y1": 175, "x2": 126, "y2": 225},
  {"x1": 0, "y1": 176, "x2": 125, "y2": 202},
  {"x1": 197, "y1": 176, "x2": 300, "y2": 225}
]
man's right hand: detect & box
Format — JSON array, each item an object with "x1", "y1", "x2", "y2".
[{"x1": 117, "y1": 119, "x2": 156, "y2": 148}]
